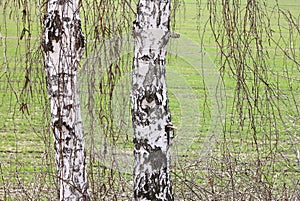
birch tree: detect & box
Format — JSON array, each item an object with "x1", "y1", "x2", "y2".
[
  {"x1": 131, "y1": 0, "x2": 174, "y2": 200},
  {"x1": 42, "y1": 0, "x2": 89, "y2": 200}
]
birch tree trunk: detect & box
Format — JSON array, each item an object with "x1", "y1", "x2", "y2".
[
  {"x1": 131, "y1": 0, "x2": 174, "y2": 200},
  {"x1": 43, "y1": 0, "x2": 89, "y2": 200}
]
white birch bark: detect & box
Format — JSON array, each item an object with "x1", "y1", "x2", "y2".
[
  {"x1": 131, "y1": 0, "x2": 174, "y2": 200},
  {"x1": 43, "y1": 0, "x2": 89, "y2": 200}
]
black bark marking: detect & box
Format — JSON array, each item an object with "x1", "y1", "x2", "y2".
[
  {"x1": 63, "y1": 104, "x2": 73, "y2": 110},
  {"x1": 139, "y1": 55, "x2": 151, "y2": 61},
  {"x1": 134, "y1": 168, "x2": 172, "y2": 201},
  {"x1": 58, "y1": 0, "x2": 69, "y2": 5},
  {"x1": 157, "y1": 10, "x2": 161, "y2": 27},
  {"x1": 65, "y1": 136, "x2": 72, "y2": 145},
  {"x1": 133, "y1": 20, "x2": 141, "y2": 29},
  {"x1": 145, "y1": 89, "x2": 155, "y2": 103},
  {"x1": 154, "y1": 58, "x2": 166, "y2": 65},
  {"x1": 74, "y1": 20, "x2": 85, "y2": 51},
  {"x1": 63, "y1": 17, "x2": 71, "y2": 22},
  {"x1": 43, "y1": 11, "x2": 63, "y2": 52},
  {"x1": 165, "y1": 124, "x2": 174, "y2": 145},
  {"x1": 132, "y1": 108, "x2": 150, "y2": 127},
  {"x1": 134, "y1": 141, "x2": 170, "y2": 200}
]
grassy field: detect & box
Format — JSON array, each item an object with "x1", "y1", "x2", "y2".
[{"x1": 1, "y1": 0, "x2": 300, "y2": 200}]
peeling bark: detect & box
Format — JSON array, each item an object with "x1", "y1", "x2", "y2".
[
  {"x1": 131, "y1": 0, "x2": 174, "y2": 200},
  {"x1": 43, "y1": 0, "x2": 89, "y2": 200}
]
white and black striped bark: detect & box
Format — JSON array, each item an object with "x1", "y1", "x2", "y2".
[
  {"x1": 131, "y1": 0, "x2": 174, "y2": 200},
  {"x1": 43, "y1": 0, "x2": 89, "y2": 200}
]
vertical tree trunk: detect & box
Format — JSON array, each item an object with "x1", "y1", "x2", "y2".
[
  {"x1": 43, "y1": 0, "x2": 89, "y2": 200},
  {"x1": 131, "y1": 0, "x2": 174, "y2": 200}
]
